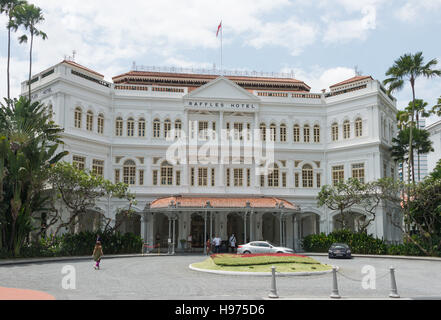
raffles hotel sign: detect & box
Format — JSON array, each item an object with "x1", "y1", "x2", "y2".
[{"x1": 185, "y1": 100, "x2": 258, "y2": 112}]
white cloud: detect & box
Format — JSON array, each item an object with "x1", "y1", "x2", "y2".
[
  {"x1": 246, "y1": 19, "x2": 318, "y2": 56},
  {"x1": 395, "y1": 0, "x2": 441, "y2": 22},
  {"x1": 280, "y1": 65, "x2": 356, "y2": 92},
  {"x1": 323, "y1": 5, "x2": 378, "y2": 43}
]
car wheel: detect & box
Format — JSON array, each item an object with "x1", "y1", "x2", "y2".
[
  {"x1": 328, "y1": 254, "x2": 333, "y2": 259},
  {"x1": 277, "y1": 251, "x2": 283, "y2": 254},
  {"x1": 243, "y1": 251, "x2": 251, "y2": 254}
]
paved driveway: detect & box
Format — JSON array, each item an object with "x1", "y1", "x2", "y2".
[{"x1": 1, "y1": 254, "x2": 440, "y2": 300}]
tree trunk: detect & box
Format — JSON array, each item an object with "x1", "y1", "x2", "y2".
[
  {"x1": 409, "y1": 81, "x2": 416, "y2": 185},
  {"x1": 28, "y1": 33, "x2": 34, "y2": 101},
  {"x1": 7, "y1": 26, "x2": 11, "y2": 104},
  {"x1": 416, "y1": 112, "x2": 421, "y2": 182}
]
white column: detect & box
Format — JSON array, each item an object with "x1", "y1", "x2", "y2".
[
  {"x1": 219, "y1": 111, "x2": 225, "y2": 187},
  {"x1": 293, "y1": 215, "x2": 300, "y2": 251}
]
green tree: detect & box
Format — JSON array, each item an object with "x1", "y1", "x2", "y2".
[
  {"x1": 405, "y1": 99, "x2": 431, "y2": 181},
  {"x1": 0, "y1": 0, "x2": 27, "y2": 103},
  {"x1": 391, "y1": 127, "x2": 434, "y2": 177},
  {"x1": 383, "y1": 52, "x2": 441, "y2": 185},
  {"x1": 317, "y1": 178, "x2": 365, "y2": 230},
  {"x1": 0, "y1": 97, "x2": 67, "y2": 256},
  {"x1": 47, "y1": 162, "x2": 136, "y2": 237},
  {"x1": 433, "y1": 96, "x2": 441, "y2": 117},
  {"x1": 15, "y1": 3, "x2": 47, "y2": 101}
]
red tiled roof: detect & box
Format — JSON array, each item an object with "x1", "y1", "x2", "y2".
[
  {"x1": 112, "y1": 71, "x2": 311, "y2": 91},
  {"x1": 330, "y1": 75, "x2": 373, "y2": 88},
  {"x1": 62, "y1": 60, "x2": 104, "y2": 78},
  {"x1": 113, "y1": 71, "x2": 305, "y2": 84},
  {"x1": 150, "y1": 196, "x2": 299, "y2": 210}
]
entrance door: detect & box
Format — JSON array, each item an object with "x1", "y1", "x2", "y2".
[{"x1": 191, "y1": 214, "x2": 205, "y2": 248}]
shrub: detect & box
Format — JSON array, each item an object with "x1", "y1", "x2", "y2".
[
  {"x1": 302, "y1": 230, "x2": 440, "y2": 257},
  {"x1": 0, "y1": 231, "x2": 143, "y2": 259}
]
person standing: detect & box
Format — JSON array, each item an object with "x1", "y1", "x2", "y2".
[
  {"x1": 229, "y1": 234, "x2": 237, "y2": 253},
  {"x1": 92, "y1": 241, "x2": 104, "y2": 270},
  {"x1": 206, "y1": 238, "x2": 211, "y2": 255},
  {"x1": 214, "y1": 236, "x2": 221, "y2": 254}
]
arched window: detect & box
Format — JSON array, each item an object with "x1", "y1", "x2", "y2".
[
  {"x1": 280, "y1": 124, "x2": 287, "y2": 142},
  {"x1": 314, "y1": 125, "x2": 320, "y2": 143},
  {"x1": 86, "y1": 111, "x2": 94, "y2": 131},
  {"x1": 127, "y1": 118, "x2": 135, "y2": 137},
  {"x1": 304, "y1": 124, "x2": 310, "y2": 143},
  {"x1": 138, "y1": 118, "x2": 146, "y2": 137},
  {"x1": 355, "y1": 118, "x2": 363, "y2": 137},
  {"x1": 270, "y1": 124, "x2": 277, "y2": 142},
  {"x1": 153, "y1": 119, "x2": 161, "y2": 138},
  {"x1": 123, "y1": 160, "x2": 136, "y2": 185},
  {"x1": 74, "y1": 107, "x2": 82, "y2": 129},
  {"x1": 332, "y1": 123, "x2": 339, "y2": 141},
  {"x1": 175, "y1": 120, "x2": 182, "y2": 138},
  {"x1": 302, "y1": 164, "x2": 313, "y2": 188},
  {"x1": 260, "y1": 123, "x2": 267, "y2": 141},
  {"x1": 160, "y1": 161, "x2": 173, "y2": 185},
  {"x1": 293, "y1": 124, "x2": 300, "y2": 142},
  {"x1": 115, "y1": 117, "x2": 123, "y2": 136},
  {"x1": 97, "y1": 114, "x2": 104, "y2": 134},
  {"x1": 343, "y1": 120, "x2": 350, "y2": 139},
  {"x1": 268, "y1": 164, "x2": 279, "y2": 187},
  {"x1": 164, "y1": 119, "x2": 171, "y2": 139}
]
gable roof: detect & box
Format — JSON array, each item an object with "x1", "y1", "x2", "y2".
[
  {"x1": 184, "y1": 76, "x2": 260, "y2": 101},
  {"x1": 330, "y1": 75, "x2": 373, "y2": 89}
]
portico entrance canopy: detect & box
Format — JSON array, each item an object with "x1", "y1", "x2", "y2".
[
  {"x1": 145, "y1": 196, "x2": 301, "y2": 253},
  {"x1": 147, "y1": 196, "x2": 300, "y2": 213}
]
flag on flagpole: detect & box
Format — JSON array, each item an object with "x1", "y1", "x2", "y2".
[{"x1": 216, "y1": 21, "x2": 222, "y2": 37}]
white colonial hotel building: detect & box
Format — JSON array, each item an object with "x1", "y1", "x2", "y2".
[{"x1": 23, "y1": 60, "x2": 401, "y2": 252}]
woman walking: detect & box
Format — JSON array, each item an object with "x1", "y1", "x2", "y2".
[{"x1": 92, "y1": 241, "x2": 104, "y2": 270}]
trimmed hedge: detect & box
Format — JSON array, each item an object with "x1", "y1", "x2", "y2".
[
  {"x1": 0, "y1": 231, "x2": 143, "y2": 259},
  {"x1": 301, "y1": 230, "x2": 439, "y2": 257}
]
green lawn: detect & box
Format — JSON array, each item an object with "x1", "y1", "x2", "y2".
[{"x1": 191, "y1": 254, "x2": 333, "y2": 273}]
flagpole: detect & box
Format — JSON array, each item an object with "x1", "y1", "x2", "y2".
[{"x1": 221, "y1": 22, "x2": 223, "y2": 75}]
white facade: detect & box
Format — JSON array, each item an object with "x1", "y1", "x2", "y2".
[
  {"x1": 23, "y1": 60, "x2": 401, "y2": 250},
  {"x1": 427, "y1": 120, "x2": 441, "y2": 174}
]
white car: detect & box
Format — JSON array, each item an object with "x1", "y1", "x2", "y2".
[{"x1": 237, "y1": 241, "x2": 295, "y2": 254}]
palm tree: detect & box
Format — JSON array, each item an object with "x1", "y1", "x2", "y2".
[
  {"x1": 0, "y1": 97, "x2": 67, "y2": 256},
  {"x1": 406, "y1": 99, "x2": 430, "y2": 181},
  {"x1": 0, "y1": 0, "x2": 27, "y2": 104},
  {"x1": 15, "y1": 3, "x2": 47, "y2": 101},
  {"x1": 391, "y1": 127, "x2": 434, "y2": 177},
  {"x1": 433, "y1": 96, "x2": 441, "y2": 117},
  {"x1": 383, "y1": 52, "x2": 441, "y2": 184}
]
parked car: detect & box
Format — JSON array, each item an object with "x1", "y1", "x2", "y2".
[
  {"x1": 237, "y1": 241, "x2": 295, "y2": 254},
  {"x1": 328, "y1": 243, "x2": 352, "y2": 259}
]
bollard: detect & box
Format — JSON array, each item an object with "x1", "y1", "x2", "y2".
[
  {"x1": 330, "y1": 266, "x2": 341, "y2": 299},
  {"x1": 389, "y1": 267, "x2": 400, "y2": 299},
  {"x1": 268, "y1": 266, "x2": 279, "y2": 299}
]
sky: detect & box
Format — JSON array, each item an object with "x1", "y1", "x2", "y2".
[{"x1": 0, "y1": 0, "x2": 441, "y2": 125}]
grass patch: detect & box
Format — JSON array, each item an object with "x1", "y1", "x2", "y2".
[
  {"x1": 191, "y1": 254, "x2": 332, "y2": 274},
  {"x1": 211, "y1": 254, "x2": 319, "y2": 266}
]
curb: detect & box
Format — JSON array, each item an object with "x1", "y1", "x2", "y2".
[
  {"x1": 303, "y1": 253, "x2": 441, "y2": 262},
  {"x1": 0, "y1": 253, "x2": 172, "y2": 266},
  {"x1": 189, "y1": 264, "x2": 337, "y2": 277}
]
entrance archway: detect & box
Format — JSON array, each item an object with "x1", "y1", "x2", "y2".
[
  {"x1": 115, "y1": 212, "x2": 141, "y2": 236},
  {"x1": 300, "y1": 213, "x2": 320, "y2": 238},
  {"x1": 262, "y1": 213, "x2": 280, "y2": 245},
  {"x1": 190, "y1": 213, "x2": 205, "y2": 248},
  {"x1": 332, "y1": 212, "x2": 366, "y2": 232},
  {"x1": 227, "y1": 213, "x2": 245, "y2": 243}
]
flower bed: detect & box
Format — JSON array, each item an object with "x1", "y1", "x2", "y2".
[{"x1": 211, "y1": 253, "x2": 320, "y2": 266}]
